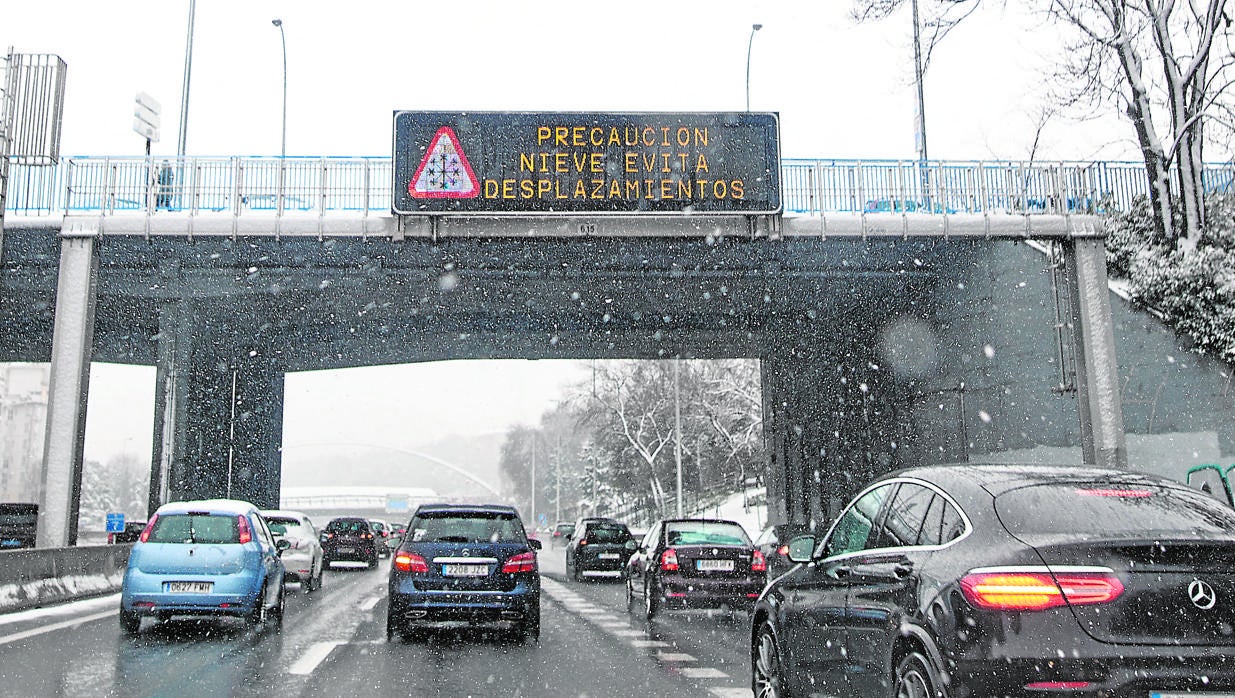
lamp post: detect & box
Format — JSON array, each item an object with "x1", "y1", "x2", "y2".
[
  {"x1": 911, "y1": 0, "x2": 930, "y2": 204},
  {"x1": 271, "y1": 19, "x2": 287, "y2": 159},
  {"x1": 175, "y1": 0, "x2": 197, "y2": 160},
  {"x1": 745, "y1": 23, "x2": 763, "y2": 111}
]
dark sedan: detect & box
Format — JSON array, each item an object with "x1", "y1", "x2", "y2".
[
  {"x1": 626, "y1": 517, "x2": 765, "y2": 620},
  {"x1": 320, "y1": 516, "x2": 380, "y2": 567},
  {"x1": 566, "y1": 519, "x2": 634, "y2": 581},
  {"x1": 750, "y1": 463, "x2": 1235, "y2": 697}
]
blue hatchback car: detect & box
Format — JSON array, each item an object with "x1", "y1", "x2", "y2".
[
  {"x1": 119, "y1": 499, "x2": 288, "y2": 634},
  {"x1": 386, "y1": 503, "x2": 542, "y2": 642}
]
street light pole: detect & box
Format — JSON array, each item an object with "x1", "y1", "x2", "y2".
[
  {"x1": 745, "y1": 23, "x2": 763, "y2": 112},
  {"x1": 674, "y1": 359, "x2": 683, "y2": 517},
  {"x1": 272, "y1": 19, "x2": 287, "y2": 159},
  {"x1": 911, "y1": 0, "x2": 930, "y2": 203},
  {"x1": 175, "y1": 0, "x2": 197, "y2": 160}
]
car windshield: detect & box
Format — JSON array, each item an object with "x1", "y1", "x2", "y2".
[
  {"x1": 409, "y1": 512, "x2": 526, "y2": 544},
  {"x1": 665, "y1": 522, "x2": 750, "y2": 546},
  {"x1": 147, "y1": 514, "x2": 240, "y2": 544}
]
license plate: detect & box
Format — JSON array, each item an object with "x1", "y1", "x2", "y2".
[
  {"x1": 443, "y1": 564, "x2": 489, "y2": 577},
  {"x1": 697, "y1": 559, "x2": 735, "y2": 572},
  {"x1": 599, "y1": 553, "x2": 619, "y2": 559},
  {"x1": 336, "y1": 547, "x2": 353, "y2": 553},
  {"x1": 166, "y1": 581, "x2": 213, "y2": 593}
]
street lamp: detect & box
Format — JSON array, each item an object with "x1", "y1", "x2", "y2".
[
  {"x1": 745, "y1": 23, "x2": 763, "y2": 112},
  {"x1": 175, "y1": 0, "x2": 197, "y2": 159},
  {"x1": 272, "y1": 19, "x2": 287, "y2": 159}
]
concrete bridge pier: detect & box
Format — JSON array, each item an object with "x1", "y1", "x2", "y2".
[
  {"x1": 150, "y1": 302, "x2": 285, "y2": 512},
  {"x1": 36, "y1": 231, "x2": 98, "y2": 547}
]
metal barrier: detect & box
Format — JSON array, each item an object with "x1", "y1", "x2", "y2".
[{"x1": 5, "y1": 155, "x2": 1233, "y2": 219}]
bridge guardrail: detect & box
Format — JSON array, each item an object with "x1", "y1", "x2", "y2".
[{"x1": 5, "y1": 156, "x2": 1233, "y2": 220}]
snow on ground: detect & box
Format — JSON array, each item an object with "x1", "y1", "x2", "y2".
[{"x1": 689, "y1": 488, "x2": 768, "y2": 539}]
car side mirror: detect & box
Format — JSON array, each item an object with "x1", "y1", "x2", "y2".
[
  {"x1": 528, "y1": 539, "x2": 543, "y2": 550},
  {"x1": 276, "y1": 538, "x2": 291, "y2": 553},
  {"x1": 624, "y1": 540, "x2": 637, "y2": 551},
  {"x1": 786, "y1": 535, "x2": 816, "y2": 564}
]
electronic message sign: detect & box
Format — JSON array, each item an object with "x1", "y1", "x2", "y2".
[{"x1": 392, "y1": 111, "x2": 780, "y2": 215}]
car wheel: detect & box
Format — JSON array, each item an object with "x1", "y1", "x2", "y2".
[
  {"x1": 272, "y1": 584, "x2": 286, "y2": 627},
  {"x1": 753, "y1": 623, "x2": 788, "y2": 698},
  {"x1": 643, "y1": 577, "x2": 659, "y2": 620},
  {"x1": 894, "y1": 651, "x2": 939, "y2": 698},
  {"x1": 367, "y1": 553, "x2": 378, "y2": 568},
  {"x1": 625, "y1": 577, "x2": 636, "y2": 612},
  {"x1": 520, "y1": 603, "x2": 541, "y2": 643},
  {"x1": 119, "y1": 610, "x2": 141, "y2": 635},
  {"x1": 311, "y1": 562, "x2": 324, "y2": 592},
  {"x1": 247, "y1": 588, "x2": 268, "y2": 628},
  {"x1": 571, "y1": 562, "x2": 583, "y2": 582},
  {"x1": 386, "y1": 610, "x2": 399, "y2": 641}
]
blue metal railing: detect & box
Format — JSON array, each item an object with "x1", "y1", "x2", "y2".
[{"x1": 4, "y1": 155, "x2": 1232, "y2": 218}]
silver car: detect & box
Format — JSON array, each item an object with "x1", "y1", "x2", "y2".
[{"x1": 261, "y1": 510, "x2": 325, "y2": 593}]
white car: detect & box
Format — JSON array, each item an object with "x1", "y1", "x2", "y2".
[{"x1": 260, "y1": 510, "x2": 325, "y2": 593}]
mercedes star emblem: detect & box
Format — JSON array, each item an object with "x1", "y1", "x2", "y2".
[
  {"x1": 462, "y1": 548, "x2": 470, "y2": 557},
  {"x1": 1189, "y1": 579, "x2": 1218, "y2": 610}
]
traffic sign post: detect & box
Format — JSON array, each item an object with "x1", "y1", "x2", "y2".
[
  {"x1": 133, "y1": 91, "x2": 161, "y2": 155},
  {"x1": 393, "y1": 111, "x2": 781, "y2": 216},
  {"x1": 105, "y1": 512, "x2": 126, "y2": 533}
]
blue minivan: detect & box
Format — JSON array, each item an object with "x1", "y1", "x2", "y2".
[
  {"x1": 387, "y1": 503, "x2": 541, "y2": 642},
  {"x1": 119, "y1": 499, "x2": 287, "y2": 634}
]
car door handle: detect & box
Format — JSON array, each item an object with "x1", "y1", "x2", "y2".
[
  {"x1": 830, "y1": 565, "x2": 851, "y2": 579},
  {"x1": 893, "y1": 563, "x2": 914, "y2": 578}
]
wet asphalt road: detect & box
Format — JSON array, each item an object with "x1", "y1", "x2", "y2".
[{"x1": 0, "y1": 545, "x2": 755, "y2": 697}]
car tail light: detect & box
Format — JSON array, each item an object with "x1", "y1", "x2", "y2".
[
  {"x1": 502, "y1": 551, "x2": 537, "y2": 574},
  {"x1": 751, "y1": 550, "x2": 767, "y2": 572},
  {"x1": 393, "y1": 552, "x2": 428, "y2": 573},
  {"x1": 777, "y1": 544, "x2": 789, "y2": 557},
  {"x1": 237, "y1": 515, "x2": 253, "y2": 544},
  {"x1": 578, "y1": 539, "x2": 588, "y2": 546},
  {"x1": 138, "y1": 515, "x2": 159, "y2": 543},
  {"x1": 107, "y1": 533, "x2": 115, "y2": 544},
  {"x1": 961, "y1": 568, "x2": 1123, "y2": 611},
  {"x1": 660, "y1": 548, "x2": 679, "y2": 571}
]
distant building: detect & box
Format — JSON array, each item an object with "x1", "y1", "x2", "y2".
[{"x1": 0, "y1": 363, "x2": 51, "y2": 502}]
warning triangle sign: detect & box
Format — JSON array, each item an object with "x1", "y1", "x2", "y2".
[{"x1": 408, "y1": 126, "x2": 479, "y2": 199}]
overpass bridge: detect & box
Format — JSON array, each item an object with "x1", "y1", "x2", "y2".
[{"x1": 2, "y1": 153, "x2": 1161, "y2": 547}]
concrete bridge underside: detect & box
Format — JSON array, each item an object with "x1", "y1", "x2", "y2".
[{"x1": 0, "y1": 220, "x2": 1123, "y2": 544}]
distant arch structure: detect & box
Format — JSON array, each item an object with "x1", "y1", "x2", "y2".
[{"x1": 281, "y1": 441, "x2": 502, "y2": 497}]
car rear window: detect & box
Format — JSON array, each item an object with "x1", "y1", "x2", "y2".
[
  {"x1": 665, "y1": 521, "x2": 750, "y2": 546},
  {"x1": 409, "y1": 512, "x2": 526, "y2": 544},
  {"x1": 996, "y1": 482, "x2": 1235, "y2": 537},
  {"x1": 148, "y1": 514, "x2": 240, "y2": 544},
  {"x1": 264, "y1": 516, "x2": 304, "y2": 535},
  {"x1": 584, "y1": 523, "x2": 631, "y2": 543},
  {"x1": 326, "y1": 519, "x2": 370, "y2": 533}
]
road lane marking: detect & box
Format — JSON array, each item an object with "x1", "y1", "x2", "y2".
[
  {"x1": 658, "y1": 652, "x2": 697, "y2": 662},
  {"x1": 0, "y1": 610, "x2": 114, "y2": 646},
  {"x1": 709, "y1": 688, "x2": 754, "y2": 697},
  {"x1": 630, "y1": 639, "x2": 671, "y2": 648},
  {"x1": 680, "y1": 667, "x2": 729, "y2": 679},
  {"x1": 359, "y1": 597, "x2": 380, "y2": 611},
  {"x1": 287, "y1": 641, "x2": 342, "y2": 675}
]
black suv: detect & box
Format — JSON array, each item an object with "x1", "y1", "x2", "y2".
[
  {"x1": 565, "y1": 518, "x2": 634, "y2": 581},
  {"x1": 321, "y1": 516, "x2": 381, "y2": 567}
]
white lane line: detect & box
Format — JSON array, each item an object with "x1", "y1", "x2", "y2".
[
  {"x1": 287, "y1": 641, "x2": 342, "y2": 675},
  {"x1": 657, "y1": 652, "x2": 697, "y2": 662},
  {"x1": 680, "y1": 667, "x2": 729, "y2": 679},
  {"x1": 709, "y1": 688, "x2": 754, "y2": 697},
  {"x1": 630, "y1": 639, "x2": 670, "y2": 648},
  {"x1": 359, "y1": 597, "x2": 380, "y2": 612},
  {"x1": 0, "y1": 593, "x2": 121, "y2": 626},
  {"x1": 0, "y1": 609, "x2": 114, "y2": 646}
]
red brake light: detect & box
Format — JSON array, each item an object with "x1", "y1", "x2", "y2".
[
  {"x1": 776, "y1": 544, "x2": 789, "y2": 557},
  {"x1": 237, "y1": 515, "x2": 252, "y2": 544},
  {"x1": 751, "y1": 549, "x2": 767, "y2": 572},
  {"x1": 393, "y1": 552, "x2": 428, "y2": 573},
  {"x1": 578, "y1": 539, "x2": 588, "y2": 546},
  {"x1": 138, "y1": 514, "x2": 159, "y2": 543},
  {"x1": 502, "y1": 551, "x2": 537, "y2": 574},
  {"x1": 960, "y1": 568, "x2": 1123, "y2": 611},
  {"x1": 660, "y1": 548, "x2": 679, "y2": 571}
]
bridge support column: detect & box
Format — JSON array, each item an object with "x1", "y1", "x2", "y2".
[
  {"x1": 38, "y1": 234, "x2": 98, "y2": 547},
  {"x1": 227, "y1": 361, "x2": 284, "y2": 510},
  {"x1": 1066, "y1": 238, "x2": 1127, "y2": 469}
]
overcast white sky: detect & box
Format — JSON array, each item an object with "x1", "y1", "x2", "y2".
[{"x1": 7, "y1": 0, "x2": 1140, "y2": 465}]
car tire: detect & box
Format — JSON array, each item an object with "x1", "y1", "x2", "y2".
[
  {"x1": 625, "y1": 577, "x2": 636, "y2": 612},
  {"x1": 247, "y1": 587, "x2": 268, "y2": 628},
  {"x1": 521, "y1": 603, "x2": 541, "y2": 643},
  {"x1": 643, "y1": 578, "x2": 659, "y2": 620},
  {"x1": 571, "y1": 562, "x2": 583, "y2": 582},
  {"x1": 367, "y1": 553, "x2": 378, "y2": 568},
  {"x1": 119, "y1": 609, "x2": 141, "y2": 635},
  {"x1": 310, "y1": 562, "x2": 323, "y2": 593},
  {"x1": 753, "y1": 622, "x2": 789, "y2": 698},
  {"x1": 893, "y1": 651, "x2": 940, "y2": 698}
]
